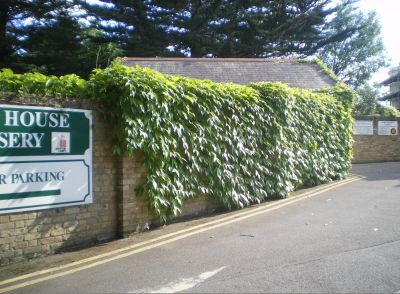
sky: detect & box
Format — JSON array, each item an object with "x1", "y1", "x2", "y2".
[{"x1": 356, "y1": 0, "x2": 400, "y2": 86}]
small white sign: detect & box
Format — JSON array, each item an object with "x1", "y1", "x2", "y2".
[
  {"x1": 52, "y1": 132, "x2": 71, "y2": 153},
  {"x1": 0, "y1": 160, "x2": 91, "y2": 213},
  {"x1": 353, "y1": 120, "x2": 374, "y2": 135},
  {"x1": 378, "y1": 121, "x2": 398, "y2": 136}
]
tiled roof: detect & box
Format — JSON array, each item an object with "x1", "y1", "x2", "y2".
[{"x1": 122, "y1": 57, "x2": 336, "y2": 89}]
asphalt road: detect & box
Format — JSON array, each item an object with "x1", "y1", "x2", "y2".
[{"x1": 4, "y1": 162, "x2": 400, "y2": 293}]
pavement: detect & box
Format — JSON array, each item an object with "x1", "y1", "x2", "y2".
[{"x1": 0, "y1": 162, "x2": 400, "y2": 293}]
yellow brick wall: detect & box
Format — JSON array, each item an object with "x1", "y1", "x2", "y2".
[{"x1": 352, "y1": 117, "x2": 400, "y2": 163}]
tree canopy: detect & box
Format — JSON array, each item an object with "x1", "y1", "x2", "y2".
[
  {"x1": 0, "y1": 0, "x2": 71, "y2": 71},
  {"x1": 317, "y1": 1, "x2": 387, "y2": 88},
  {"x1": 0, "y1": 0, "x2": 119, "y2": 76},
  {"x1": 352, "y1": 84, "x2": 399, "y2": 118},
  {"x1": 0, "y1": 0, "x2": 387, "y2": 81},
  {"x1": 78, "y1": 0, "x2": 357, "y2": 58}
]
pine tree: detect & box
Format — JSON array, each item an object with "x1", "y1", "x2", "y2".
[
  {"x1": 21, "y1": 12, "x2": 84, "y2": 75},
  {"x1": 1, "y1": 0, "x2": 387, "y2": 79},
  {"x1": 0, "y1": 0, "x2": 71, "y2": 71},
  {"x1": 77, "y1": 0, "x2": 169, "y2": 57},
  {"x1": 148, "y1": 0, "x2": 356, "y2": 57},
  {"x1": 79, "y1": 0, "x2": 358, "y2": 58}
]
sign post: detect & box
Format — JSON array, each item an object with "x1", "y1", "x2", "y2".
[{"x1": 0, "y1": 105, "x2": 92, "y2": 214}]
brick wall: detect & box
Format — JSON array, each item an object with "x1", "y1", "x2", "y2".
[
  {"x1": 352, "y1": 117, "x2": 400, "y2": 163},
  {"x1": 117, "y1": 153, "x2": 156, "y2": 236},
  {"x1": 0, "y1": 94, "x2": 119, "y2": 265},
  {"x1": 117, "y1": 153, "x2": 221, "y2": 237},
  {"x1": 0, "y1": 93, "x2": 221, "y2": 265}
]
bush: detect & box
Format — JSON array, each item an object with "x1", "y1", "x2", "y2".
[
  {"x1": 375, "y1": 104, "x2": 400, "y2": 118},
  {"x1": 89, "y1": 63, "x2": 354, "y2": 220},
  {"x1": 0, "y1": 62, "x2": 355, "y2": 221},
  {"x1": 0, "y1": 68, "x2": 86, "y2": 97}
]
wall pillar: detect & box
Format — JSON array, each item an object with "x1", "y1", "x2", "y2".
[{"x1": 117, "y1": 153, "x2": 155, "y2": 237}]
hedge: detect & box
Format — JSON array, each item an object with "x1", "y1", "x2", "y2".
[{"x1": 0, "y1": 62, "x2": 355, "y2": 221}]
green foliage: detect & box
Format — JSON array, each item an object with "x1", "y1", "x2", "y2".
[
  {"x1": 0, "y1": 69, "x2": 86, "y2": 97},
  {"x1": 375, "y1": 104, "x2": 400, "y2": 118},
  {"x1": 88, "y1": 63, "x2": 353, "y2": 221},
  {"x1": 353, "y1": 84, "x2": 377, "y2": 116},
  {"x1": 0, "y1": 63, "x2": 354, "y2": 221},
  {"x1": 79, "y1": 29, "x2": 123, "y2": 71},
  {"x1": 317, "y1": 0, "x2": 387, "y2": 88},
  {"x1": 309, "y1": 58, "x2": 340, "y2": 84},
  {"x1": 353, "y1": 84, "x2": 400, "y2": 118},
  {"x1": 317, "y1": 82, "x2": 356, "y2": 110}
]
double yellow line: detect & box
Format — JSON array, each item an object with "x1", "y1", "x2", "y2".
[{"x1": 0, "y1": 175, "x2": 362, "y2": 293}]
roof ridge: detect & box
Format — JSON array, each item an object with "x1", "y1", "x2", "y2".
[{"x1": 122, "y1": 57, "x2": 299, "y2": 63}]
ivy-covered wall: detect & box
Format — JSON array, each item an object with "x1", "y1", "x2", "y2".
[{"x1": 0, "y1": 62, "x2": 355, "y2": 223}]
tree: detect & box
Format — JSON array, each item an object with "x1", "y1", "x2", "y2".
[
  {"x1": 375, "y1": 104, "x2": 400, "y2": 118},
  {"x1": 78, "y1": 0, "x2": 357, "y2": 58},
  {"x1": 0, "y1": 1, "x2": 120, "y2": 77},
  {"x1": 77, "y1": 0, "x2": 169, "y2": 57},
  {"x1": 22, "y1": 17, "x2": 121, "y2": 77},
  {"x1": 200, "y1": 0, "x2": 354, "y2": 57},
  {"x1": 0, "y1": 0, "x2": 71, "y2": 71},
  {"x1": 317, "y1": 0, "x2": 387, "y2": 88},
  {"x1": 78, "y1": 28, "x2": 122, "y2": 72},
  {"x1": 1, "y1": 0, "x2": 386, "y2": 78},
  {"x1": 353, "y1": 84, "x2": 399, "y2": 117},
  {"x1": 353, "y1": 84, "x2": 378, "y2": 116},
  {"x1": 21, "y1": 12, "x2": 85, "y2": 75}
]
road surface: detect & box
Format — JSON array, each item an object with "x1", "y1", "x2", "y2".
[{"x1": 1, "y1": 162, "x2": 400, "y2": 293}]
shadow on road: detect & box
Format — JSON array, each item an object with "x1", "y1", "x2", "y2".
[{"x1": 351, "y1": 161, "x2": 400, "y2": 182}]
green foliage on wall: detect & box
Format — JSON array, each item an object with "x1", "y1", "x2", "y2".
[
  {"x1": 0, "y1": 69, "x2": 86, "y2": 97},
  {"x1": 352, "y1": 84, "x2": 400, "y2": 118},
  {"x1": 0, "y1": 63, "x2": 355, "y2": 221},
  {"x1": 375, "y1": 104, "x2": 400, "y2": 118}
]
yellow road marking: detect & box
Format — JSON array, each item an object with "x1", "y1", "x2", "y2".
[
  {"x1": 1, "y1": 176, "x2": 359, "y2": 287},
  {"x1": 0, "y1": 176, "x2": 362, "y2": 293}
]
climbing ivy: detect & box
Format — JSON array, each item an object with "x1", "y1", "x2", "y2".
[
  {"x1": 88, "y1": 63, "x2": 354, "y2": 220},
  {"x1": 297, "y1": 58, "x2": 341, "y2": 86},
  {"x1": 0, "y1": 69, "x2": 86, "y2": 97},
  {"x1": 0, "y1": 62, "x2": 355, "y2": 221}
]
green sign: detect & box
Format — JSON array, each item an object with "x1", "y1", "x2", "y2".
[
  {"x1": 0, "y1": 104, "x2": 92, "y2": 214},
  {"x1": 0, "y1": 107, "x2": 89, "y2": 156}
]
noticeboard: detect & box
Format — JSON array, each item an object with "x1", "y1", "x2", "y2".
[
  {"x1": 353, "y1": 120, "x2": 373, "y2": 135},
  {"x1": 0, "y1": 104, "x2": 92, "y2": 214},
  {"x1": 378, "y1": 121, "x2": 398, "y2": 136}
]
